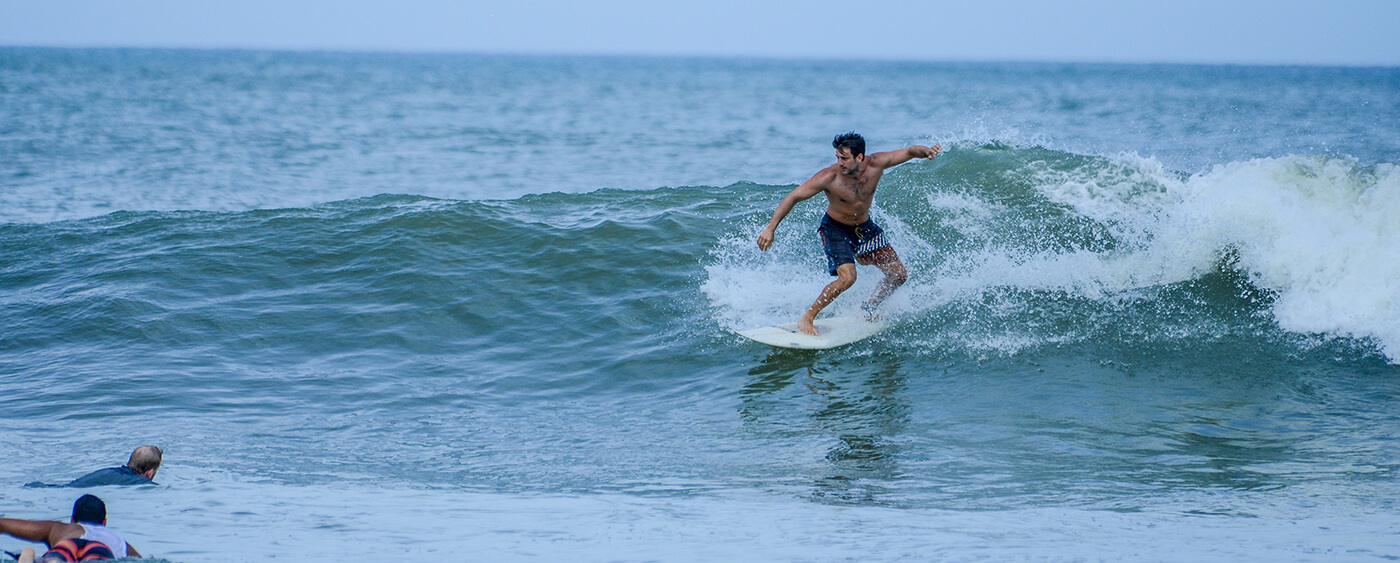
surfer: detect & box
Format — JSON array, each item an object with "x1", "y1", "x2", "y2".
[
  {"x1": 26, "y1": 446, "x2": 162, "y2": 488},
  {"x1": 0, "y1": 495, "x2": 142, "y2": 561},
  {"x1": 757, "y1": 132, "x2": 940, "y2": 336}
]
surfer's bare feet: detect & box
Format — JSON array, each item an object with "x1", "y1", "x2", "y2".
[
  {"x1": 861, "y1": 301, "x2": 881, "y2": 322},
  {"x1": 798, "y1": 314, "x2": 820, "y2": 336}
]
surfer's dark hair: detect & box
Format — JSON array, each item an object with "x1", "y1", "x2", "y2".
[
  {"x1": 833, "y1": 132, "x2": 865, "y2": 157},
  {"x1": 72, "y1": 494, "x2": 105, "y2": 524}
]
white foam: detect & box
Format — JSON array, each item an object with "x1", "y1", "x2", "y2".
[
  {"x1": 1181, "y1": 157, "x2": 1400, "y2": 360},
  {"x1": 1033, "y1": 154, "x2": 1400, "y2": 362}
]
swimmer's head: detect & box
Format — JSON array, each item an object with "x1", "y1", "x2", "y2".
[
  {"x1": 128, "y1": 445, "x2": 162, "y2": 477},
  {"x1": 72, "y1": 494, "x2": 106, "y2": 525}
]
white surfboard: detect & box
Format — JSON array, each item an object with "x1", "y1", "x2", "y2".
[{"x1": 734, "y1": 316, "x2": 886, "y2": 350}]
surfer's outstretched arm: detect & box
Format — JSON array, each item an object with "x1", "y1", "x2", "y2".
[
  {"x1": 868, "y1": 144, "x2": 941, "y2": 169},
  {"x1": 0, "y1": 518, "x2": 65, "y2": 545},
  {"x1": 757, "y1": 171, "x2": 830, "y2": 251}
]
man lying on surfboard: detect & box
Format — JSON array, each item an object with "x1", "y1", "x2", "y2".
[{"x1": 756, "y1": 132, "x2": 940, "y2": 336}]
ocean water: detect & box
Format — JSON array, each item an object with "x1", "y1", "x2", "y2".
[{"x1": 1, "y1": 48, "x2": 1399, "y2": 561}]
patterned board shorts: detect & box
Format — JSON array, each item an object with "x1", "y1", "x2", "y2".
[
  {"x1": 39, "y1": 539, "x2": 116, "y2": 562},
  {"x1": 817, "y1": 214, "x2": 891, "y2": 276}
]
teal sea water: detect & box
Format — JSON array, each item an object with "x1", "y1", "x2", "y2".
[{"x1": 2, "y1": 48, "x2": 1399, "y2": 561}]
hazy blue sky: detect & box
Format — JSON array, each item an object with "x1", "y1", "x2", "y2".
[{"x1": 2, "y1": 0, "x2": 1397, "y2": 66}]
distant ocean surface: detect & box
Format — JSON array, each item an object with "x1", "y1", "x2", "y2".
[{"x1": 2, "y1": 48, "x2": 1398, "y2": 561}]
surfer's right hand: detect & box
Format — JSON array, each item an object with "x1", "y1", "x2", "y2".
[{"x1": 757, "y1": 228, "x2": 774, "y2": 252}]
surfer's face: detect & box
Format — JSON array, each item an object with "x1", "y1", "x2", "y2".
[{"x1": 836, "y1": 148, "x2": 863, "y2": 175}]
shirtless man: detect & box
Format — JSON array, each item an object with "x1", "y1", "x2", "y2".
[{"x1": 757, "y1": 132, "x2": 940, "y2": 335}]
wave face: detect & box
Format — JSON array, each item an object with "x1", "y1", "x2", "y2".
[{"x1": 4, "y1": 145, "x2": 1392, "y2": 397}]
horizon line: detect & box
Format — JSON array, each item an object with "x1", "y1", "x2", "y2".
[{"x1": 4, "y1": 43, "x2": 1397, "y2": 70}]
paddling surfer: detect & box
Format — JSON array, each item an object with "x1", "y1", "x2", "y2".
[
  {"x1": 24, "y1": 445, "x2": 163, "y2": 488},
  {"x1": 0, "y1": 495, "x2": 142, "y2": 561},
  {"x1": 757, "y1": 132, "x2": 940, "y2": 336},
  {"x1": 65, "y1": 445, "x2": 162, "y2": 487}
]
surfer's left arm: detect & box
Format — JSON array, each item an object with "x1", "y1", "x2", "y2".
[{"x1": 870, "y1": 144, "x2": 941, "y2": 169}]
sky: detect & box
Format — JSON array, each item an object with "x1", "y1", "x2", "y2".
[{"x1": 1, "y1": 0, "x2": 1397, "y2": 67}]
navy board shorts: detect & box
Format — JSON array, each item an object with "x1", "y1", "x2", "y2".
[{"x1": 817, "y1": 214, "x2": 891, "y2": 276}]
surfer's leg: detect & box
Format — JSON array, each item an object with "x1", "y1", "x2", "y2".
[
  {"x1": 800, "y1": 263, "x2": 857, "y2": 335},
  {"x1": 803, "y1": 218, "x2": 861, "y2": 335},
  {"x1": 858, "y1": 246, "x2": 907, "y2": 310}
]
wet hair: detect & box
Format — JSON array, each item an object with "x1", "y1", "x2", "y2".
[
  {"x1": 127, "y1": 445, "x2": 162, "y2": 474},
  {"x1": 72, "y1": 494, "x2": 105, "y2": 524},
  {"x1": 832, "y1": 132, "x2": 866, "y2": 158}
]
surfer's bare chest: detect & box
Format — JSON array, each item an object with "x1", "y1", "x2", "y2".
[{"x1": 826, "y1": 170, "x2": 883, "y2": 207}]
